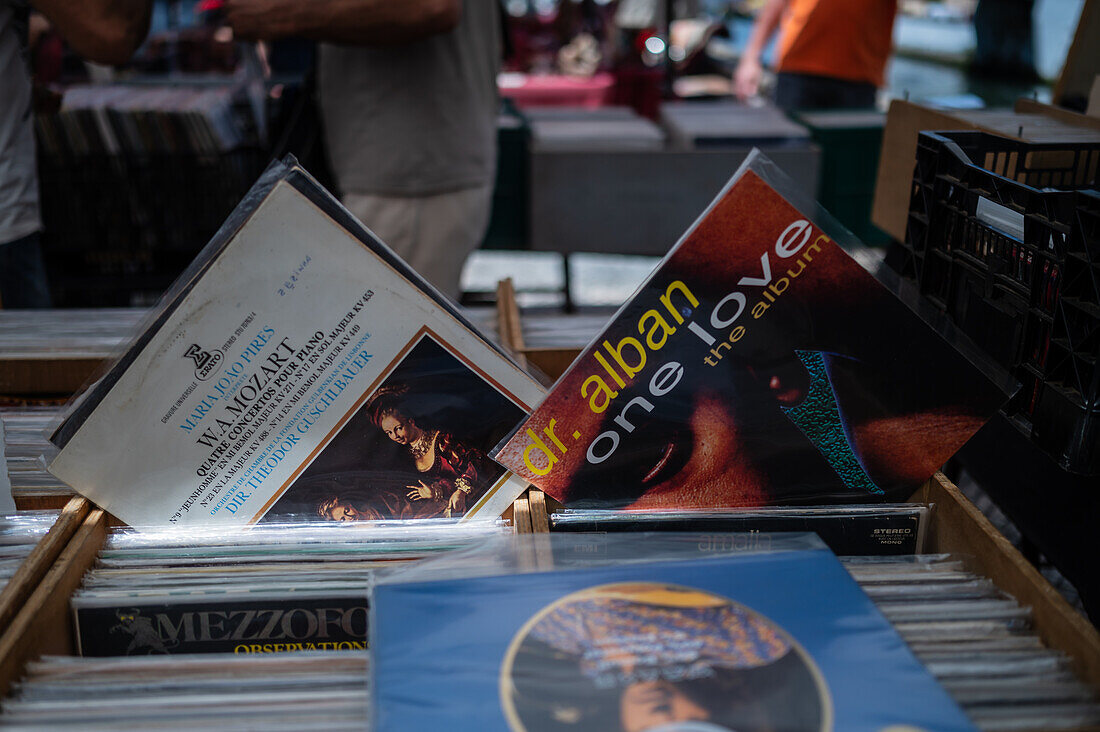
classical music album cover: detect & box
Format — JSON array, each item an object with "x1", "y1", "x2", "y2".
[
  {"x1": 492, "y1": 151, "x2": 1013, "y2": 509},
  {"x1": 74, "y1": 595, "x2": 367, "y2": 657},
  {"x1": 47, "y1": 156, "x2": 542, "y2": 527},
  {"x1": 370, "y1": 535, "x2": 977, "y2": 731}
]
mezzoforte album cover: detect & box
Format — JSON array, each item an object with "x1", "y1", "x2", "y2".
[
  {"x1": 370, "y1": 534, "x2": 977, "y2": 731},
  {"x1": 493, "y1": 151, "x2": 1013, "y2": 509},
  {"x1": 47, "y1": 157, "x2": 543, "y2": 528}
]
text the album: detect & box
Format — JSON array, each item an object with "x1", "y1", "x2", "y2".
[{"x1": 493, "y1": 151, "x2": 1013, "y2": 509}]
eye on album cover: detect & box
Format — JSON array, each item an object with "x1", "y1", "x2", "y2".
[{"x1": 492, "y1": 156, "x2": 1012, "y2": 510}]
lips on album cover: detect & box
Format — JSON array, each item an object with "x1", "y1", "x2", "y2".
[{"x1": 492, "y1": 152, "x2": 1012, "y2": 509}]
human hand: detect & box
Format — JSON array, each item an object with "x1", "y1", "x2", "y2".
[
  {"x1": 223, "y1": 0, "x2": 303, "y2": 41},
  {"x1": 447, "y1": 490, "x2": 465, "y2": 515},
  {"x1": 733, "y1": 56, "x2": 763, "y2": 102},
  {"x1": 406, "y1": 481, "x2": 433, "y2": 501}
]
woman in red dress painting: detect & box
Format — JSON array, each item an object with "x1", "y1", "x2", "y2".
[{"x1": 364, "y1": 384, "x2": 496, "y2": 518}]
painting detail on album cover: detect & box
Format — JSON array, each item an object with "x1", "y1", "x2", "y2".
[
  {"x1": 501, "y1": 582, "x2": 829, "y2": 732},
  {"x1": 265, "y1": 333, "x2": 527, "y2": 522},
  {"x1": 493, "y1": 168, "x2": 1011, "y2": 509}
]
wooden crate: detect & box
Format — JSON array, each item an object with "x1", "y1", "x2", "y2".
[
  {"x1": 0, "y1": 497, "x2": 95, "y2": 696},
  {"x1": 0, "y1": 502, "x2": 524, "y2": 697},
  {"x1": 495, "y1": 280, "x2": 1100, "y2": 695}
]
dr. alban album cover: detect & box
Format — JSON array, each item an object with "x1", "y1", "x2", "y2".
[{"x1": 493, "y1": 151, "x2": 1013, "y2": 509}]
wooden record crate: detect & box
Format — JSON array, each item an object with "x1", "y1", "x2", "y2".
[
  {"x1": 0, "y1": 499, "x2": 525, "y2": 698},
  {"x1": 0, "y1": 497, "x2": 93, "y2": 690},
  {"x1": 0, "y1": 284, "x2": 1095, "y2": 712},
  {"x1": 494, "y1": 279, "x2": 1100, "y2": 697},
  {"x1": 0, "y1": 310, "x2": 126, "y2": 398}
]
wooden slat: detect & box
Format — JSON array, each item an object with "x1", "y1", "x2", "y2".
[
  {"x1": 1015, "y1": 98, "x2": 1100, "y2": 132},
  {"x1": 0, "y1": 497, "x2": 88, "y2": 637},
  {"x1": 523, "y1": 348, "x2": 581, "y2": 385},
  {"x1": 511, "y1": 496, "x2": 533, "y2": 535},
  {"x1": 1054, "y1": 0, "x2": 1100, "y2": 105},
  {"x1": 527, "y1": 490, "x2": 550, "y2": 534},
  {"x1": 0, "y1": 359, "x2": 103, "y2": 396},
  {"x1": 495, "y1": 278, "x2": 528, "y2": 369},
  {"x1": 919, "y1": 472, "x2": 1100, "y2": 688},
  {"x1": 0, "y1": 509, "x2": 108, "y2": 697},
  {"x1": 12, "y1": 493, "x2": 79, "y2": 512}
]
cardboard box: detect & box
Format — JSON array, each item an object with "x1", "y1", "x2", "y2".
[{"x1": 871, "y1": 99, "x2": 1100, "y2": 244}]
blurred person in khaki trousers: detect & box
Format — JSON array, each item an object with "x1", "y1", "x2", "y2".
[{"x1": 226, "y1": 0, "x2": 500, "y2": 299}]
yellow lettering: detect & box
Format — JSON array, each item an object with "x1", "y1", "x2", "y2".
[
  {"x1": 593, "y1": 352, "x2": 626, "y2": 388},
  {"x1": 522, "y1": 428, "x2": 559, "y2": 476},
  {"x1": 544, "y1": 419, "x2": 567, "y2": 453},
  {"x1": 638, "y1": 309, "x2": 676, "y2": 350},
  {"x1": 581, "y1": 375, "x2": 619, "y2": 413},
  {"x1": 603, "y1": 337, "x2": 647, "y2": 381},
  {"x1": 659, "y1": 280, "x2": 699, "y2": 325}
]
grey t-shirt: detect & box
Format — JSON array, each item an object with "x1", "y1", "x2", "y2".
[
  {"x1": 318, "y1": 0, "x2": 500, "y2": 197},
  {"x1": 0, "y1": 0, "x2": 41, "y2": 245}
]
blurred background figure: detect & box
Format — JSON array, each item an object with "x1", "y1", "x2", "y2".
[
  {"x1": 733, "y1": 0, "x2": 897, "y2": 110},
  {"x1": 225, "y1": 0, "x2": 501, "y2": 300},
  {"x1": 0, "y1": 0, "x2": 151, "y2": 308}
]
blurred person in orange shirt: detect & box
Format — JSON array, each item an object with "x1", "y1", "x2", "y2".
[{"x1": 734, "y1": 0, "x2": 897, "y2": 111}]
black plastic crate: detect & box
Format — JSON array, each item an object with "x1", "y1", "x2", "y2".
[{"x1": 895, "y1": 130, "x2": 1100, "y2": 474}]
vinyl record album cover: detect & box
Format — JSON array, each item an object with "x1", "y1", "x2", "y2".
[
  {"x1": 493, "y1": 151, "x2": 1012, "y2": 509},
  {"x1": 46, "y1": 157, "x2": 542, "y2": 527},
  {"x1": 550, "y1": 503, "x2": 929, "y2": 555},
  {"x1": 371, "y1": 535, "x2": 977, "y2": 732}
]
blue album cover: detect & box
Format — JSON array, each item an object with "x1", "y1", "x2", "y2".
[{"x1": 371, "y1": 542, "x2": 976, "y2": 731}]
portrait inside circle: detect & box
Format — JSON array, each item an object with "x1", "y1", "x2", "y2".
[
  {"x1": 502, "y1": 583, "x2": 829, "y2": 732},
  {"x1": 264, "y1": 333, "x2": 525, "y2": 522}
]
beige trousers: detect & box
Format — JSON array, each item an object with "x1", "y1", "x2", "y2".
[{"x1": 342, "y1": 185, "x2": 494, "y2": 299}]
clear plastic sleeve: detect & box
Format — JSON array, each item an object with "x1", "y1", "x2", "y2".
[
  {"x1": 370, "y1": 532, "x2": 978, "y2": 731},
  {"x1": 39, "y1": 155, "x2": 544, "y2": 529},
  {"x1": 492, "y1": 148, "x2": 1017, "y2": 511}
]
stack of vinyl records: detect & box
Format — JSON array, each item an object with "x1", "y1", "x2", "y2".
[
  {"x1": 525, "y1": 106, "x2": 666, "y2": 152},
  {"x1": 365, "y1": 532, "x2": 1100, "y2": 732},
  {"x1": 0, "y1": 308, "x2": 145, "y2": 365},
  {"x1": 551, "y1": 504, "x2": 932, "y2": 555},
  {"x1": 35, "y1": 83, "x2": 266, "y2": 306},
  {"x1": 36, "y1": 83, "x2": 257, "y2": 158},
  {"x1": 843, "y1": 554, "x2": 1100, "y2": 731},
  {"x1": 69, "y1": 520, "x2": 508, "y2": 657},
  {"x1": 0, "y1": 511, "x2": 57, "y2": 591},
  {"x1": 1, "y1": 408, "x2": 74, "y2": 508},
  {"x1": 0, "y1": 308, "x2": 146, "y2": 401},
  {"x1": 517, "y1": 311, "x2": 614, "y2": 350},
  {"x1": 0, "y1": 651, "x2": 369, "y2": 731},
  {"x1": 660, "y1": 101, "x2": 813, "y2": 149},
  {"x1": 550, "y1": 509, "x2": 1100, "y2": 727}
]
